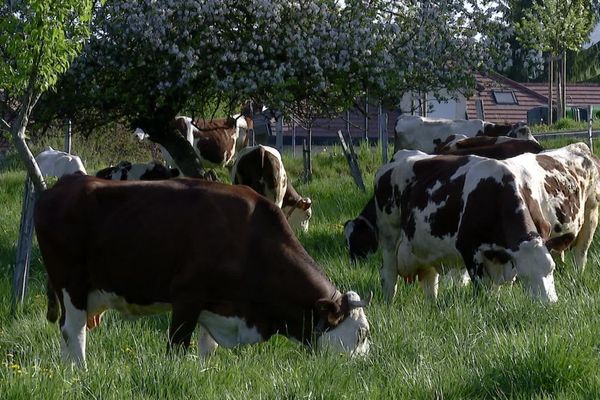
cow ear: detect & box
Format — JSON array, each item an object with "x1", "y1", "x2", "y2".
[{"x1": 316, "y1": 299, "x2": 343, "y2": 327}]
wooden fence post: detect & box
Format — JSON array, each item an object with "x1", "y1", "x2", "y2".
[
  {"x1": 12, "y1": 175, "x2": 35, "y2": 309},
  {"x1": 337, "y1": 130, "x2": 366, "y2": 192}
]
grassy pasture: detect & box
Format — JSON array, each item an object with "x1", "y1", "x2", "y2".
[{"x1": 1, "y1": 133, "x2": 600, "y2": 399}]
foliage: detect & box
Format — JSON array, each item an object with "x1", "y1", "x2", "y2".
[
  {"x1": 0, "y1": 0, "x2": 97, "y2": 192},
  {"x1": 515, "y1": 0, "x2": 597, "y2": 57},
  {"x1": 37, "y1": 0, "x2": 513, "y2": 131},
  {"x1": 0, "y1": 0, "x2": 95, "y2": 122}
]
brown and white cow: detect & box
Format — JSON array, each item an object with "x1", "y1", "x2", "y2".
[
  {"x1": 345, "y1": 138, "x2": 544, "y2": 262},
  {"x1": 231, "y1": 145, "x2": 312, "y2": 232},
  {"x1": 34, "y1": 174, "x2": 369, "y2": 368},
  {"x1": 95, "y1": 161, "x2": 180, "y2": 181},
  {"x1": 173, "y1": 114, "x2": 254, "y2": 168},
  {"x1": 374, "y1": 143, "x2": 600, "y2": 303},
  {"x1": 394, "y1": 115, "x2": 535, "y2": 154},
  {"x1": 434, "y1": 135, "x2": 544, "y2": 157}
]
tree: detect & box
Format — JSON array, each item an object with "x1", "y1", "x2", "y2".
[
  {"x1": 0, "y1": 0, "x2": 96, "y2": 192},
  {"x1": 36, "y1": 0, "x2": 512, "y2": 174},
  {"x1": 516, "y1": 0, "x2": 598, "y2": 120}
]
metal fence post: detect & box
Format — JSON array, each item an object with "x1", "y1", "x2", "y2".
[
  {"x1": 276, "y1": 116, "x2": 284, "y2": 153},
  {"x1": 292, "y1": 118, "x2": 296, "y2": 157}
]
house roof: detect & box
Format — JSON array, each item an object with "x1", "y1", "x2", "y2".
[{"x1": 466, "y1": 72, "x2": 600, "y2": 124}]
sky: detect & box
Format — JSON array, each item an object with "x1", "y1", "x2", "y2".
[{"x1": 586, "y1": 22, "x2": 600, "y2": 48}]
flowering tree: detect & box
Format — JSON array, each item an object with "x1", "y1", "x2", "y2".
[
  {"x1": 0, "y1": 0, "x2": 95, "y2": 192},
  {"x1": 38, "y1": 0, "x2": 512, "y2": 176}
]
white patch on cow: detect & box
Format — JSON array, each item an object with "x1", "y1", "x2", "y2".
[
  {"x1": 35, "y1": 147, "x2": 87, "y2": 177},
  {"x1": 61, "y1": 290, "x2": 87, "y2": 368},
  {"x1": 87, "y1": 290, "x2": 171, "y2": 320},
  {"x1": 317, "y1": 291, "x2": 370, "y2": 357},
  {"x1": 511, "y1": 239, "x2": 557, "y2": 303},
  {"x1": 198, "y1": 311, "x2": 263, "y2": 348}
]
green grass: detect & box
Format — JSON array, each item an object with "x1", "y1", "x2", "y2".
[{"x1": 2, "y1": 137, "x2": 600, "y2": 399}]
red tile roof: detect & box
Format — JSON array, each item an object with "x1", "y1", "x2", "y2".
[{"x1": 466, "y1": 72, "x2": 600, "y2": 124}]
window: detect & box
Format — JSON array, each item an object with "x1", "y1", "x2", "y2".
[{"x1": 492, "y1": 90, "x2": 518, "y2": 105}]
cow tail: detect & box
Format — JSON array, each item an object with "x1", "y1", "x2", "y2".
[{"x1": 46, "y1": 278, "x2": 60, "y2": 323}]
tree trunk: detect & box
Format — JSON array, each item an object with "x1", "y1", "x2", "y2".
[
  {"x1": 138, "y1": 115, "x2": 208, "y2": 179},
  {"x1": 562, "y1": 51, "x2": 567, "y2": 120},
  {"x1": 10, "y1": 93, "x2": 46, "y2": 193}
]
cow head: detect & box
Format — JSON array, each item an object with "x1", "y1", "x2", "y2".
[
  {"x1": 508, "y1": 122, "x2": 534, "y2": 140},
  {"x1": 513, "y1": 238, "x2": 558, "y2": 303},
  {"x1": 315, "y1": 291, "x2": 371, "y2": 356},
  {"x1": 284, "y1": 197, "x2": 312, "y2": 232},
  {"x1": 344, "y1": 217, "x2": 378, "y2": 261}
]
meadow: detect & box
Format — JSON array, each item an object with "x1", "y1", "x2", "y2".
[{"x1": 1, "y1": 129, "x2": 600, "y2": 399}]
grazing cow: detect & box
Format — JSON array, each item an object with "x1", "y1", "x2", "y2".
[
  {"x1": 435, "y1": 135, "x2": 545, "y2": 159},
  {"x1": 95, "y1": 161, "x2": 180, "y2": 181},
  {"x1": 34, "y1": 175, "x2": 370, "y2": 368},
  {"x1": 231, "y1": 145, "x2": 312, "y2": 232},
  {"x1": 374, "y1": 143, "x2": 600, "y2": 303},
  {"x1": 344, "y1": 198, "x2": 378, "y2": 262},
  {"x1": 35, "y1": 146, "x2": 87, "y2": 177},
  {"x1": 394, "y1": 115, "x2": 534, "y2": 154},
  {"x1": 345, "y1": 138, "x2": 544, "y2": 262}
]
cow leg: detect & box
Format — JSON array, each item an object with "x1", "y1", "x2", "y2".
[
  {"x1": 417, "y1": 268, "x2": 439, "y2": 300},
  {"x1": 197, "y1": 325, "x2": 219, "y2": 358},
  {"x1": 59, "y1": 289, "x2": 88, "y2": 368},
  {"x1": 572, "y1": 202, "x2": 599, "y2": 272},
  {"x1": 380, "y1": 248, "x2": 399, "y2": 302},
  {"x1": 168, "y1": 305, "x2": 200, "y2": 354}
]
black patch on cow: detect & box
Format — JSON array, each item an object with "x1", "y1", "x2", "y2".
[
  {"x1": 481, "y1": 123, "x2": 512, "y2": 138},
  {"x1": 407, "y1": 156, "x2": 470, "y2": 239},
  {"x1": 139, "y1": 164, "x2": 180, "y2": 180},
  {"x1": 375, "y1": 170, "x2": 396, "y2": 214},
  {"x1": 399, "y1": 183, "x2": 416, "y2": 240},
  {"x1": 441, "y1": 139, "x2": 543, "y2": 159},
  {"x1": 483, "y1": 249, "x2": 512, "y2": 264},
  {"x1": 554, "y1": 224, "x2": 562, "y2": 233}
]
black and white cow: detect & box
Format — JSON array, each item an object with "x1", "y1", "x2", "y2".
[
  {"x1": 345, "y1": 137, "x2": 544, "y2": 262},
  {"x1": 34, "y1": 175, "x2": 370, "y2": 368},
  {"x1": 231, "y1": 145, "x2": 312, "y2": 232},
  {"x1": 95, "y1": 161, "x2": 180, "y2": 181},
  {"x1": 394, "y1": 115, "x2": 535, "y2": 154},
  {"x1": 374, "y1": 143, "x2": 600, "y2": 303}
]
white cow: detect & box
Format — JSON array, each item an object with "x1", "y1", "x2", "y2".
[
  {"x1": 394, "y1": 115, "x2": 535, "y2": 154},
  {"x1": 35, "y1": 147, "x2": 87, "y2": 177}
]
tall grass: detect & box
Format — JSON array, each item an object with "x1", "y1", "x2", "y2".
[{"x1": 1, "y1": 135, "x2": 600, "y2": 399}]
